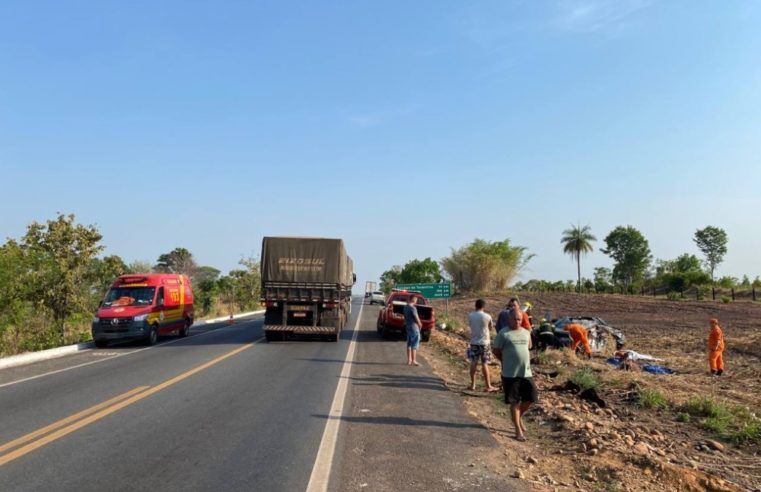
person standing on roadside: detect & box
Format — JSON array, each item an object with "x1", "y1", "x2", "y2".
[
  {"x1": 404, "y1": 295, "x2": 423, "y2": 366},
  {"x1": 492, "y1": 311, "x2": 537, "y2": 442},
  {"x1": 467, "y1": 299, "x2": 498, "y2": 392},
  {"x1": 707, "y1": 318, "x2": 725, "y2": 376}
]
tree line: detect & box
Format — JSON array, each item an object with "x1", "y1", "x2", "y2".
[
  {"x1": 379, "y1": 224, "x2": 753, "y2": 297},
  {"x1": 0, "y1": 213, "x2": 259, "y2": 356}
]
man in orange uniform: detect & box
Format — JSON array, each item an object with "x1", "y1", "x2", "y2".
[
  {"x1": 707, "y1": 318, "x2": 725, "y2": 376},
  {"x1": 565, "y1": 323, "x2": 591, "y2": 359}
]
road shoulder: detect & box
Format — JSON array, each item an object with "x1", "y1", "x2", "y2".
[{"x1": 332, "y1": 304, "x2": 525, "y2": 491}]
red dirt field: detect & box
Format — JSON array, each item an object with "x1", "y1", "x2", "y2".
[{"x1": 423, "y1": 293, "x2": 761, "y2": 491}]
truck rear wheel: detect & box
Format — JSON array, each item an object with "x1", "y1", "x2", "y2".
[
  {"x1": 265, "y1": 331, "x2": 277, "y2": 342},
  {"x1": 94, "y1": 340, "x2": 108, "y2": 348},
  {"x1": 421, "y1": 331, "x2": 431, "y2": 342}
]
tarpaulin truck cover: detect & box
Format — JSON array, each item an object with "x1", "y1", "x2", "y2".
[{"x1": 261, "y1": 237, "x2": 353, "y2": 287}]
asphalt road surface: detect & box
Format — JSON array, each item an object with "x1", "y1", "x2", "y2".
[
  {"x1": 0, "y1": 297, "x2": 522, "y2": 491},
  {"x1": 0, "y1": 301, "x2": 362, "y2": 492}
]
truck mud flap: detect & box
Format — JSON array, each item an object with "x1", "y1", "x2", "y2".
[{"x1": 264, "y1": 325, "x2": 338, "y2": 333}]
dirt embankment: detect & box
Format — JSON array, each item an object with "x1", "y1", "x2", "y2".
[{"x1": 423, "y1": 293, "x2": 761, "y2": 491}]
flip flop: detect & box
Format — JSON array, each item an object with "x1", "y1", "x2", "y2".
[
  {"x1": 514, "y1": 435, "x2": 527, "y2": 442},
  {"x1": 485, "y1": 387, "x2": 500, "y2": 393}
]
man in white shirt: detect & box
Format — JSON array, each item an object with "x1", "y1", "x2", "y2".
[{"x1": 467, "y1": 299, "x2": 498, "y2": 392}]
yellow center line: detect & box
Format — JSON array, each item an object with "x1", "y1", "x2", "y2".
[
  {"x1": 0, "y1": 386, "x2": 149, "y2": 455},
  {"x1": 0, "y1": 343, "x2": 253, "y2": 467}
]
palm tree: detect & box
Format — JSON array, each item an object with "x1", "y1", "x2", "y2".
[{"x1": 561, "y1": 224, "x2": 597, "y2": 293}]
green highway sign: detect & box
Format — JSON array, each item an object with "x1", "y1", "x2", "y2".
[{"x1": 394, "y1": 283, "x2": 452, "y2": 299}]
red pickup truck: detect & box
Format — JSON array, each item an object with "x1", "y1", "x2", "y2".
[{"x1": 376, "y1": 290, "x2": 436, "y2": 341}]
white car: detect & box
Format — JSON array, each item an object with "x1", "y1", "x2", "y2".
[{"x1": 369, "y1": 291, "x2": 385, "y2": 305}]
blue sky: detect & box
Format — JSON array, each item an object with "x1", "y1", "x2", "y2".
[{"x1": 2, "y1": 0, "x2": 760, "y2": 286}]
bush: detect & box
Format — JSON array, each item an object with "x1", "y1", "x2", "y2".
[
  {"x1": 637, "y1": 389, "x2": 669, "y2": 410},
  {"x1": 732, "y1": 421, "x2": 761, "y2": 444},
  {"x1": 677, "y1": 397, "x2": 761, "y2": 444},
  {"x1": 676, "y1": 412, "x2": 691, "y2": 423},
  {"x1": 666, "y1": 291, "x2": 681, "y2": 301},
  {"x1": 570, "y1": 368, "x2": 600, "y2": 391},
  {"x1": 720, "y1": 295, "x2": 731, "y2": 304},
  {"x1": 437, "y1": 315, "x2": 459, "y2": 332}
]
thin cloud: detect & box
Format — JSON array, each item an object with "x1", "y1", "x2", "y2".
[
  {"x1": 346, "y1": 114, "x2": 381, "y2": 128},
  {"x1": 344, "y1": 105, "x2": 417, "y2": 128},
  {"x1": 555, "y1": 0, "x2": 651, "y2": 33}
]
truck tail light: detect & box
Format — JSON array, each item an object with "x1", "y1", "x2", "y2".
[{"x1": 266, "y1": 301, "x2": 279, "y2": 308}]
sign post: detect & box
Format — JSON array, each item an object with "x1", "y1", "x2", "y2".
[{"x1": 394, "y1": 283, "x2": 453, "y2": 315}]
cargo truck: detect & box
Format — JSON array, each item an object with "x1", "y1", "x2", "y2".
[
  {"x1": 364, "y1": 281, "x2": 377, "y2": 298},
  {"x1": 261, "y1": 237, "x2": 355, "y2": 342}
]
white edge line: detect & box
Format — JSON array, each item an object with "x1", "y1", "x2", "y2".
[
  {"x1": 0, "y1": 310, "x2": 266, "y2": 371},
  {"x1": 306, "y1": 301, "x2": 363, "y2": 492},
  {"x1": 0, "y1": 315, "x2": 266, "y2": 389}
]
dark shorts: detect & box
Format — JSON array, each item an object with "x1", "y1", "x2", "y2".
[
  {"x1": 501, "y1": 377, "x2": 538, "y2": 405},
  {"x1": 467, "y1": 344, "x2": 491, "y2": 364}
]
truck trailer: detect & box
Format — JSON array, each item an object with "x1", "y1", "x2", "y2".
[
  {"x1": 261, "y1": 237, "x2": 355, "y2": 342},
  {"x1": 364, "y1": 281, "x2": 377, "y2": 297}
]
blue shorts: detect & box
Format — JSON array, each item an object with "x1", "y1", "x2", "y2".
[{"x1": 406, "y1": 324, "x2": 420, "y2": 349}]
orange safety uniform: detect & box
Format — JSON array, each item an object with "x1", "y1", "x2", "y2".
[
  {"x1": 707, "y1": 319, "x2": 725, "y2": 372},
  {"x1": 566, "y1": 323, "x2": 591, "y2": 355},
  {"x1": 521, "y1": 311, "x2": 531, "y2": 330}
]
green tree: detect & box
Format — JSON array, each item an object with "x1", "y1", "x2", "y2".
[
  {"x1": 379, "y1": 266, "x2": 402, "y2": 294},
  {"x1": 88, "y1": 255, "x2": 128, "y2": 305},
  {"x1": 593, "y1": 267, "x2": 613, "y2": 292},
  {"x1": 232, "y1": 256, "x2": 262, "y2": 310},
  {"x1": 21, "y1": 213, "x2": 104, "y2": 339},
  {"x1": 441, "y1": 238, "x2": 532, "y2": 291},
  {"x1": 655, "y1": 254, "x2": 710, "y2": 292},
  {"x1": 127, "y1": 259, "x2": 153, "y2": 274},
  {"x1": 600, "y1": 226, "x2": 652, "y2": 290},
  {"x1": 155, "y1": 247, "x2": 197, "y2": 276},
  {"x1": 693, "y1": 226, "x2": 728, "y2": 283},
  {"x1": 193, "y1": 266, "x2": 221, "y2": 316},
  {"x1": 398, "y1": 258, "x2": 443, "y2": 284},
  {"x1": 561, "y1": 224, "x2": 596, "y2": 293}
]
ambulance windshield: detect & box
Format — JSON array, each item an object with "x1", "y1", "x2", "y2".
[{"x1": 103, "y1": 287, "x2": 156, "y2": 307}]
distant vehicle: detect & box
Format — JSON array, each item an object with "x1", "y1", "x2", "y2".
[
  {"x1": 369, "y1": 291, "x2": 385, "y2": 305},
  {"x1": 261, "y1": 237, "x2": 355, "y2": 342},
  {"x1": 92, "y1": 273, "x2": 194, "y2": 348},
  {"x1": 364, "y1": 281, "x2": 377, "y2": 298},
  {"x1": 376, "y1": 290, "x2": 436, "y2": 342}
]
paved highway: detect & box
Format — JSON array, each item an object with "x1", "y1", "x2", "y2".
[
  {"x1": 1, "y1": 297, "x2": 521, "y2": 491},
  {"x1": 0, "y1": 299, "x2": 363, "y2": 492}
]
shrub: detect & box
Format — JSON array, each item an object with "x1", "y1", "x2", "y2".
[
  {"x1": 678, "y1": 397, "x2": 729, "y2": 418},
  {"x1": 677, "y1": 397, "x2": 761, "y2": 444},
  {"x1": 637, "y1": 389, "x2": 669, "y2": 410},
  {"x1": 666, "y1": 291, "x2": 681, "y2": 301},
  {"x1": 732, "y1": 421, "x2": 761, "y2": 444},
  {"x1": 570, "y1": 368, "x2": 600, "y2": 391},
  {"x1": 676, "y1": 412, "x2": 691, "y2": 423},
  {"x1": 720, "y1": 295, "x2": 731, "y2": 304}
]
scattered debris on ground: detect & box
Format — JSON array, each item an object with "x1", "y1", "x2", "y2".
[{"x1": 423, "y1": 293, "x2": 761, "y2": 491}]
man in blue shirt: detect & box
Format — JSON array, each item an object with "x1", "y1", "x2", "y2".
[{"x1": 404, "y1": 296, "x2": 423, "y2": 366}]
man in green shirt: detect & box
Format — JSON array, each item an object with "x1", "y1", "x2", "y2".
[{"x1": 492, "y1": 321, "x2": 538, "y2": 441}]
